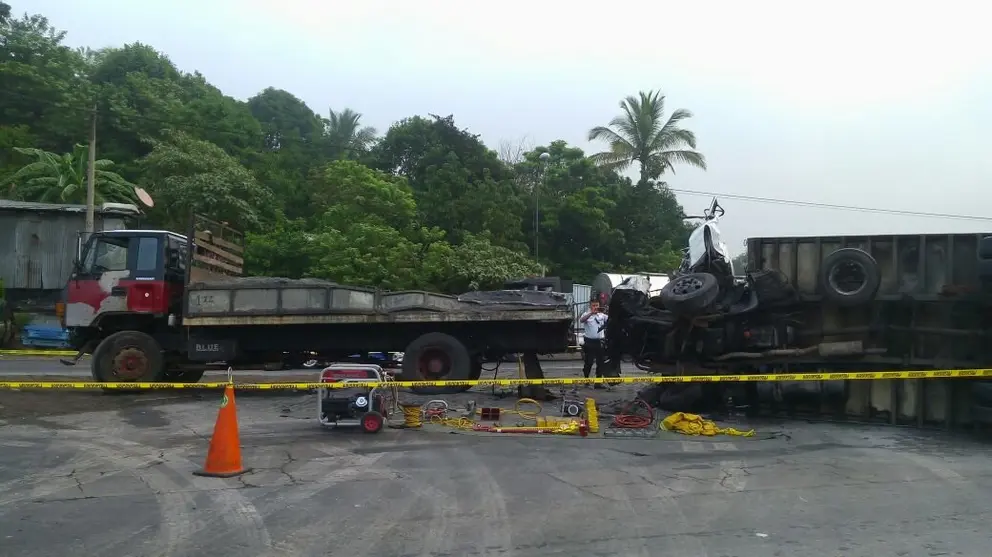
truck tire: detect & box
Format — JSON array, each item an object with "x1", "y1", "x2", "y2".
[
  {"x1": 659, "y1": 273, "x2": 720, "y2": 315},
  {"x1": 401, "y1": 332, "x2": 472, "y2": 395},
  {"x1": 91, "y1": 331, "x2": 165, "y2": 383},
  {"x1": 819, "y1": 248, "x2": 880, "y2": 307}
]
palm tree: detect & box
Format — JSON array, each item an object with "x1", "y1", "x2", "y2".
[
  {"x1": 5, "y1": 144, "x2": 137, "y2": 204},
  {"x1": 588, "y1": 90, "x2": 706, "y2": 184},
  {"x1": 326, "y1": 108, "x2": 377, "y2": 160}
]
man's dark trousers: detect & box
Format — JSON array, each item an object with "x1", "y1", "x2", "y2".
[{"x1": 582, "y1": 338, "x2": 605, "y2": 378}]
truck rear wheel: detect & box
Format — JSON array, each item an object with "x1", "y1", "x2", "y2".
[
  {"x1": 659, "y1": 272, "x2": 720, "y2": 315},
  {"x1": 91, "y1": 331, "x2": 165, "y2": 383},
  {"x1": 819, "y1": 248, "x2": 880, "y2": 307},
  {"x1": 401, "y1": 332, "x2": 472, "y2": 395}
]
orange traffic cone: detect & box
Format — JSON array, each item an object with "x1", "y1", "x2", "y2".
[{"x1": 193, "y1": 384, "x2": 251, "y2": 478}]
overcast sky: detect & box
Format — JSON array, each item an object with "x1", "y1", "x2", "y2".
[{"x1": 19, "y1": 0, "x2": 992, "y2": 254}]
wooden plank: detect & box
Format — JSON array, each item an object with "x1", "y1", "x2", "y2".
[
  {"x1": 194, "y1": 237, "x2": 244, "y2": 265},
  {"x1": 194, "y1": 253, "x2": 243, "y2": 275},
  {"x1": 195, "y1": 230, "x2": 244, "y2": 253}
]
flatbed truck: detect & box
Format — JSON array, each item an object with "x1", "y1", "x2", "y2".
[{"x1": 60, "y1": 217, "x2": 573, "y2": 390}]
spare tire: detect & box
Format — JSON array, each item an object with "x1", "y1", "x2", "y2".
[
  {"x1": 659, "y1": 273, "x2": 720, "y2": 316},
  {"x1": 819, "y1": 248, "x2": 880, "y2": 307},
  {"x1": 401, "y1": 332, "x2": 472, "y2": 395}
]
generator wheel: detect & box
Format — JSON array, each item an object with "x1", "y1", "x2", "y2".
[
  {"x1": 401, "y1": 332, "x2": 472, "y2": 395},
  {"x1": 91, "y1": 330, "x2": 165, "y2": 383},
  {"x1": 361, "y1": 411, "x2": 384, "y2": 433}
]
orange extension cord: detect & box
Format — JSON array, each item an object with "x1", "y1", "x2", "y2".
[{"x1": 612, "y1": 398, "x2": 654, "y2": 428}]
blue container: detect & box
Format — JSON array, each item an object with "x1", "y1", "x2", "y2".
[{"x1": 20, "y1": 324, "x2": 70, "y2": 349}]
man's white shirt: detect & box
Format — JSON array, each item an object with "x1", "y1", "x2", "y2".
[{"x1": 582, "y1": 312, "x2": 608, "y2": 340}]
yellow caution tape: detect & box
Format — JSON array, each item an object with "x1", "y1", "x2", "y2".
[
  {"x1": 0, "y1": 349, "x2": 79, "y2": 357},
  {"x1": 0, "y1": 368, "x2": 990, "y2": 390},
  {"x1": 661, "y1": 412, "x2": 755, "y2": 437}
]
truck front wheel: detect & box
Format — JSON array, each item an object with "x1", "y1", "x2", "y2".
[{"x1": 91, "y1": 331, "x2": 165, "y2": 383}]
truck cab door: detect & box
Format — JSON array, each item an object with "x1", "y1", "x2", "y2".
[{"x1": 65, "y1": 234, "x2": 133, "y2": 328}]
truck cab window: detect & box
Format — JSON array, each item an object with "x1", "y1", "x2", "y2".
[
  {"x1": 136, "y1": 237, "x2": 161, "y2": 272},
  {"x1": 83, "y1": 237, "x2": 129, "y2": 273}
]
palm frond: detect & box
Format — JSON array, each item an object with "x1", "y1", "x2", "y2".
[
  {"x1": 588, "y1": 125, "x2": 632, "y2": 149},
  {"x1": 588, "y1": 151, "x2": 634, "y2": 173},
  {"x1": 658, "y1": 149, "x2": 707, "y2": 172}
]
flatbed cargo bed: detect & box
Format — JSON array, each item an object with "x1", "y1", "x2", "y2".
[{"x1": 184, "y1": 278, "x2": 574, "y2": 326}]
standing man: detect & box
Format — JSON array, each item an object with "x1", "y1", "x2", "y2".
[{"x1": 579, "y1": 300, "x2": 609, "y2": 388}]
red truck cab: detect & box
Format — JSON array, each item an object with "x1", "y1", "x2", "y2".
[{"x1": 64, "y1": 229, "x2": 189, "y2": 380}]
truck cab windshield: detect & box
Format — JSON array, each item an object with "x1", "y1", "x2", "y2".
[{"x1": 82, "y1": 236, "x2": 129, "y2": 274}]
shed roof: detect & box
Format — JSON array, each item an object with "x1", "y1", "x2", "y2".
[{"x1": 0, "y1": 200, "x2": 141, "y2": 215}]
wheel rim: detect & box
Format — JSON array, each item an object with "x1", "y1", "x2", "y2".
[
  {"x1": 417, "y1": 348, "x2": 452, "y2": 379},
  {"x1": 828, "y1": 260, "x2": 868, "y2": 296},
  {"x1": 112, "y1": 347, "x2": 149, "y2": 381},
  {"x1": 672, "y1": 276, "x2": 704, "y2": 296},
  {"x1": 362, "y1": 414, "x2": 380, "y2": 431}
]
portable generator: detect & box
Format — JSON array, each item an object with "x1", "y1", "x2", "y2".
[{"x1": 317, "y1": 363, "x2": 394, "y2": 433}]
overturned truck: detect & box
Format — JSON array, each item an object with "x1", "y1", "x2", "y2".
[{"x1": 606, "y1": 202, "x2": 992, "y2": 426}]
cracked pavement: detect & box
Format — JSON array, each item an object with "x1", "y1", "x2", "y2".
[{"x1": 2, "y1": 364, "x2": 992, "y2": 555}]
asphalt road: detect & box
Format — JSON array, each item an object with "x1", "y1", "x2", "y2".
[{"x1": 1, "y1": 380, "x2": 991, "y2": 556}]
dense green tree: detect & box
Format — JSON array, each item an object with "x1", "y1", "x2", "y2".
[
  {"x1": 0, "y1": 13, "x2": 92, "y2": 154},
  {"x1": 588, "y1": 90, "x2": 706, "y2": 184},
  {"x1": 243, "y1": 215, "x2": 315, "y2": 279},
  {"x1": 371, "y1": 114, "x2": 525, "y2": 248},
  {"x1": 440, "y1": 234, "x2": 542, "y2": 291},
  {"x1": 311, "y1": 160, "x2": 416, "y2": 231},
  {"x1": 246, "y1": 88, "x2": 325, "y2": 219},
  {"x1": 4, "y1": 144, "x2": 136, "y2": 204},
  {"x1": 138, "y1": 129, "x2": 274, "y2": 231}
]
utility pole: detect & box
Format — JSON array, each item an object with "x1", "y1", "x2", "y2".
[
  {"x1": 536, "y1": 151, "x2": 550, "y2": 272},
  {"x1": 84, "y1": 104, "x2": 97, "y2": 236}
]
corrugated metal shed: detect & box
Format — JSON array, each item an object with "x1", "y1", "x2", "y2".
[{"x1": 0, "y1": 201, "x2": 139, "y2": 291}]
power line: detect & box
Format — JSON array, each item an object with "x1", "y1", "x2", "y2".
[{"x1": 669, "y1": 188, "x2": 992, "y2": 223}]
